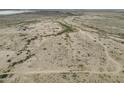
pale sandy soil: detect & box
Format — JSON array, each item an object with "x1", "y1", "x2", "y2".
[{"x1": 0, "y1": 10, "x2": 124, "y2": 82}]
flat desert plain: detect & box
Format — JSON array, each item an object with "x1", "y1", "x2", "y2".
[{"x1": 0, "y1": 10, "x2": 124, "y2": 82}]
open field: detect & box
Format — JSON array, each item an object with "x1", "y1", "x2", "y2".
[{"x1": 0, "y1": 10, "x2": 124, "y2": 82}]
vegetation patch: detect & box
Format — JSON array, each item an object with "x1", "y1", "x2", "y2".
[
  {"x1": 0, "y1": 74, "x2": 8, "y2": 79},
  {"x1": 58, "y1": 22, "x2": 74, "y2": 33}
]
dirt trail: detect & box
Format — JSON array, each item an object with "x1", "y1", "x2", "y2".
[
  {"x1": 62, "y1": 16, "x2": 122, "y2": 73},
  {"x1": 0, "y1": 69, "x2": 119, "y2": 76}
]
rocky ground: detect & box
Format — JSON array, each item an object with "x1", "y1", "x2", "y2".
[{"x1": 0, "y1": 10, "x2": 124, "y2": 83}]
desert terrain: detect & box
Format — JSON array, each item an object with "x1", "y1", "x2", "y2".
[{"x1": 0, "y1": 10, "x2": 124, "y2": 82}]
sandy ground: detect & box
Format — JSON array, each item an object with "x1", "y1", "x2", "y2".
[{"x1": 0, "y1": 10, "x2": 124, "y2": 82}]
